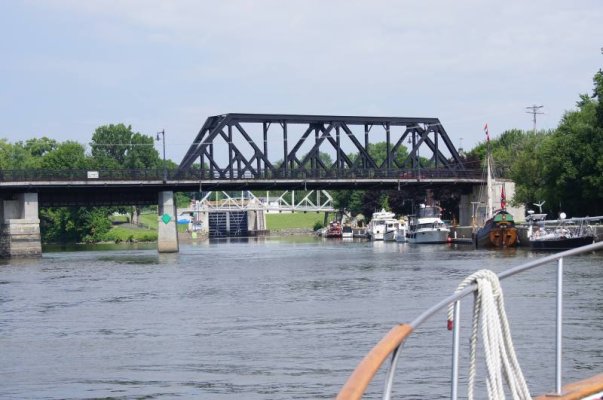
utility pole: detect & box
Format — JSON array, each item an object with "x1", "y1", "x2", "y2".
[
  {"x1": 156, "y1": 129, "x2": 166, "y2": 182},
  {"x1": 525, "y1": 105, "x2": 544, "y2": 133}
]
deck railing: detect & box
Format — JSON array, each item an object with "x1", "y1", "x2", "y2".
[{"x1": 336, "y1": 241, "x2": 603, "y2": 400}]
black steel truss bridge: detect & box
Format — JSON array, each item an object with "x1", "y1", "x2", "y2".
[
  {"x1": 178, "y1": 113, "x2": 477, "y2": 183},
  {"x1": 0, "y1": 114, "x2": 484, "y2": 206}
]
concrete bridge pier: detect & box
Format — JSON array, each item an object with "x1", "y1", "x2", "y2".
[
  {"x1": 157, "y1": 191, "x2": 179, "y2": 253},
  {"x1": 0, "y1": 193, "x2": 42, "y2": 258}
]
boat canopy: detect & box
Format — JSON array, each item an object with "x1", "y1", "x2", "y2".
[{"x1": 492, "y1": 211, "x2": 514, "y2": 223}]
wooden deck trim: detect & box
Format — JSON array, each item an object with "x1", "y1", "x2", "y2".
[
  {"x1": 534, "y1": 373, "x2": 603, "y2": 400},
  {"x1": 336, "y1": 324, "x2": 413, "y2": 400}
]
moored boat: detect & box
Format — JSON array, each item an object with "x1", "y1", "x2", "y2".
[
  {"x1": 394, "y1": 220, "x2": 409, "y2": 243},
  {"x1": 324, "y1": 221, "x2": 343, "y2": 238},
  {"x1": 474, "y1": 151, "x2": 519, "y2": 248},
  {"x1": 383, "y1": 220, "x2": 404, "y2": 241},
  {"x1": 527, "y1": 212, "x2": 598, "y2": 250},
  {"x1": 406, "y1": 204, "x2": 450, "y2": 243},
  {"x1": 367, "y1": 209, "x2": 397, "y2": 241},
  {"x1": 341, "y1": 225, "x2": 353, "y2": 239},
  {"x1": 475, "y1": 208, "x2": 519, "y2": 248}
]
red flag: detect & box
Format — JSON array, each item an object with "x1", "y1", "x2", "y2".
[
  {"x1": 484, "y1": 123, "x2": 490, "y2": 142},
  {"x1": 501, "y1": 185, "x2": 506, "y2": 209}
]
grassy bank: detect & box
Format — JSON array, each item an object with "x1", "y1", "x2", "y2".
[
  {"x1": 266, "y1": 212, "x2": 326, "y2": 231},
  {"x1": 104, "y1": 211, "x2": 325, "y2": 242},
  {"x1": 105, "y1": 225, "x2": 158, "y2": 242}
]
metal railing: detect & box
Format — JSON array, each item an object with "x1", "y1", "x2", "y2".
[
  {"x1": 338, "y1": 241, "x2": 603, "y2": 400},
  {"x1": 0, "y1": 167, "x2": 484, "y2": 182}
]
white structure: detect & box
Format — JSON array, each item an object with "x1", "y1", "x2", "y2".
[
  {"x1": 157, "y1": 191, "x2": 179, "y2": 253},
  {"x1": 0, "y1": 193, "x2": 42, "y2": 258}
]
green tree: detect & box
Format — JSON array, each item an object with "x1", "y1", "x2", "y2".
[
  {"x1": 538, "y1": 91, "x2": 603, "y2": 216},
  {"x1": 594, "y1": 69, "x2": 603, "y2": 127},
  {"x1": 90, "y1": 124, "x2": 160, "y2": 170},
  {"x1": 40, "y1": 207, "x2": 112, "y2": 243},
  {"x1": 124, "y1": 132, "x2": 161, "y2": 169},
  {"x1": 77, "y1": 208, "x2": 113, "y2": 243},
  {"x1": 40, "y1": 208, "x2": 77, "y2": 243},
  {"x1": 365, "y1": 141, "x2": 410, "y2": 167},
  {"x1": 23, "y1": 137, "x2": 58, "y2": 158},
  {"x1": 90, "y1": 124, "x2": 133, "y2": 166},
  {"x1": 508, "y1": 132, "x2": 548, "y2": 207},
  {"x1": 0, "y1": 141, "x2": 39, "y2": 169},
  {"x1": 41, "y1": 141, "x2": 89, "y2": 170},
  {"x1": 0, "y1": 139, "x2": 12, "y2": 169}
]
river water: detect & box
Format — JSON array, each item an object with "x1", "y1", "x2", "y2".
[{"x1": 0, "y1": 238, "x2": 601, "y2": 399}]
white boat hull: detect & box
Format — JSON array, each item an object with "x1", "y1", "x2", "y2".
[
  {"x1": 371, "y1": 231, "x2": 385, "y2": 241},
  {"x1": 383, "y1": 230, "x2": 397, "y2": 241},
  {"x1": 395, "y1": 229, "x2": 408, "y2": 243},
  {"x1": 407, "y1": 228, "x2": 449, "y2": 244}
]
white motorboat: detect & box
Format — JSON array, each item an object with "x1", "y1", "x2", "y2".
[
  {"x1": 394, "y1": 221, "x2": 409, "y2": 243},
  {"x1": 407, "y1": 204, "x2": 450, "y2": 244},
  {"x1": 383, "y1": 220, "x2": 404, "y2": 241},
  {"x1": 367, "y1": 209, "x2": 398, "y2": 241},
  {"x1": 341, "y1": 225, "x2": 353, "y2": 239},
  {"x1": 383, "y1": 219, "x2": 408, "y2": 242}
]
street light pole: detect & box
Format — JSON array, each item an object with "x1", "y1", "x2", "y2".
[{"x1": 156, "y1": 129, "x2": 166, "y2": 182}]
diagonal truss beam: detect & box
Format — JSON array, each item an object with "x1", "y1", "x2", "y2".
[{"x1": 178, "y1": 114, "x2": 467, "y2": 179}]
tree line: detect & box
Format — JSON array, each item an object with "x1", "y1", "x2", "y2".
[
  {"x1": 0, "y1": 124, "x2": 186, "y2": 243},
  {"x1": 331, "y1": 70, "x2": 603, "y2": 219}
]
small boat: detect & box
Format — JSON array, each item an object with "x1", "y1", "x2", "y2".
[
  {"x1": 406, "y1": 204, "x2": 450, "y2": 243},
  {"x1": 367, "y1": 209, "x2": 398, "y2": 241},
  {"x1": 324, "y1": 221, "x2": 343, "y2": 238},
  {"x1": 384, "y1": 219, "x2": 408, "y2": 242},
  {"x1": 341, "y1": 225, "x2": 353, "y2": 239},
  {"x1": 527, "y1": 212, "x2": 597, "y2": 250},
  {"x1": 352, "y1": 228, "x2": 370, "y2": 239},
  {"x1": 394, "y1": 220, "x2": 409, "y2": 243},
  {"x1": 383, "y1": 220, "x2": 404, "y2": 242}
]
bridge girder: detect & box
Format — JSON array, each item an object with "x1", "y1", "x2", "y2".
[{"x1": 178, "y1": 113, "x2": 466, "y2": 179}]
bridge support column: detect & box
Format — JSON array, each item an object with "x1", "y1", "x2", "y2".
[
  {"x1": 0, "y1": 193, "x2": 42, "y2": 258},
  {"x1": 459, "y1": 193, "x2": 473, "y2": 227},
  {"x1": 157, "y1": 191, "x2": 179, "y2": 253}
]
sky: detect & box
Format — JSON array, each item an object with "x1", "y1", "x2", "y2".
[{"x1": 1, "y1": 0, "x2": 602, "y2": 163}]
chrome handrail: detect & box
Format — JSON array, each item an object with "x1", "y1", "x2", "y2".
[{"x1": 380, "y1": 241, "x2": 603, "y2": 400}]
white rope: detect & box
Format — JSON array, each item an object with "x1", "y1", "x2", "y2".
[{"x1": 447, "y1": 270, "x2": 532, "y2": 400}]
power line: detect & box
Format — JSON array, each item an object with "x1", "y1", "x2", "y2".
[{"x1": 525, "y1": 105, "x2": 544, "y2": 133}]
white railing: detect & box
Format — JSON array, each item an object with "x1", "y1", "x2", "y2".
[{"x1": 338, "y1": 241, "x2": 603, "y2": 399}]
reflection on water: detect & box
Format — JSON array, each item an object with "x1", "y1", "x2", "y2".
[{"x1": 1, "y1": 237, "x2": 601, "y2": 399}]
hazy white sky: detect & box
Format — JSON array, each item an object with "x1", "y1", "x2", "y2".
[{"x1": 1, "y1": 0, "x2": 602, "y2": 162}]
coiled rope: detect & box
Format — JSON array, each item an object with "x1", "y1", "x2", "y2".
[{"x1": 447, "y1": 270, "x2": 532, "y2": 400}]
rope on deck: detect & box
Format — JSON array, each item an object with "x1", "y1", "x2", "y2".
[{"x1": 448, "y1": 270, "x2": 532, "y2": 400}]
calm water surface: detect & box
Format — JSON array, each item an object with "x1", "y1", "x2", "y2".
[{"x1": 0, "y1": 238, "x2": 601, "y2": 399}]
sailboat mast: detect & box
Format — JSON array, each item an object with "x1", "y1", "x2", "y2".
[{"x1": 487, "y1": 155, "x2": 493, "y2": 218}]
